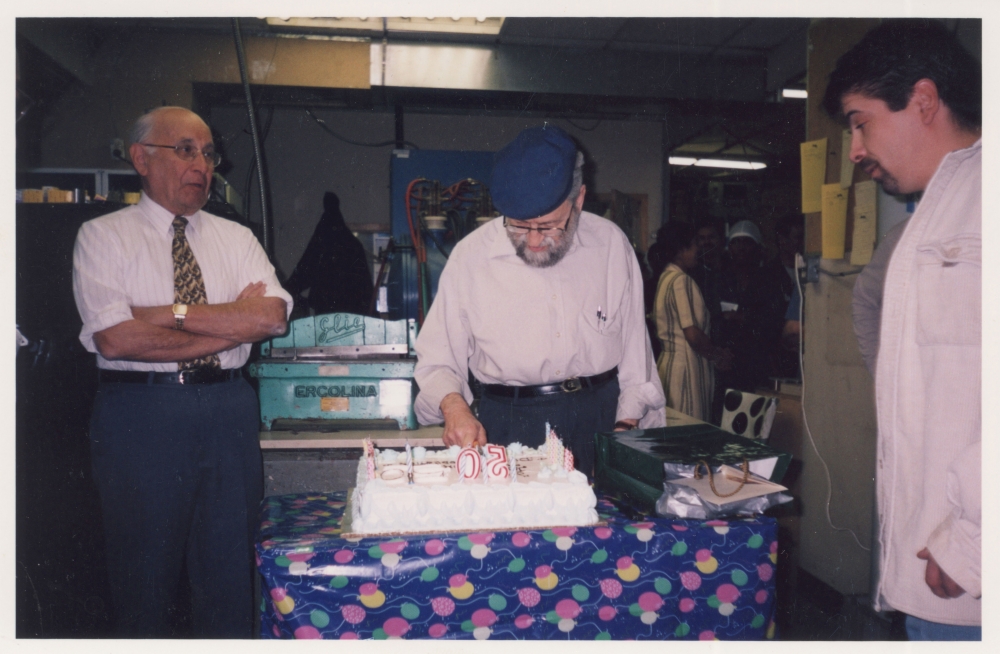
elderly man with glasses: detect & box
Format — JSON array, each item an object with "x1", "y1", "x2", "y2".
[
  {"x1": 414, "y1": 125, "x2": 666, "y2": 477},
  {"x1": 72, "y1": 106, "x2": 292, "y2": 637}
]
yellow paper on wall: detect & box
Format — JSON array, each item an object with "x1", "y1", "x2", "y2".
[
  {"x1": 850, "y1": 180, "x2": 878, "y2": 265},
  {"x1": 854, "y1": 179, "x2": 877, "y2": 216},
  {"x1": 821, "y1": 183, "x2": 849, "y2": 260},
  {"x1": 850, "y1": 212, "x2": 878, "y2": 265},
  {"x1": 840, "y1": 129, "x2": 855, "y2": 189},
  {"x1": 800, "y1": 138, "x2": 828, "y2": 213}
]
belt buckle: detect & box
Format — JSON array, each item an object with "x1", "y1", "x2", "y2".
[
  {"x1": 560, "y1": 377, "x2": 582, "y2": 393},
  {"x1": 177, "y1": 370, "x2": 190, "y2": 385}
]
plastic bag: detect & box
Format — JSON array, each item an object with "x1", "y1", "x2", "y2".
[{"x1": 654, "y1": 461, "x2": 792, "y2": 520}]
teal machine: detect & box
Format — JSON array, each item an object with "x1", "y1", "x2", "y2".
[{"x1": 250, "y1": 313, "x2": 418, "y2": 430}]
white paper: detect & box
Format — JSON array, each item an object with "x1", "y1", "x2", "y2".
[{"x1": 672, "y1": 465, "x2": 787, "y2": 504}]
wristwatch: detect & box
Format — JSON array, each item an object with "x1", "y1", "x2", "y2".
[{"x1": 172, "y1": 303, "x2": 188, "y2": 330}]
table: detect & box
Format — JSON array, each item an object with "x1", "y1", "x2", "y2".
[
  {"x1": 257, "y1": 408, "x2": 699, "y2": 450},
  {"x1": 259, "y1": 425, "x2": 445, "y2": 450},
  {"x1": 256, "y1": 491, "x2": 778, "y2": 640}
]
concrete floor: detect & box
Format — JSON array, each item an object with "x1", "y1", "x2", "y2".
[{"x1": 775, "y1": 568, "x2": 905, "y2": 640}]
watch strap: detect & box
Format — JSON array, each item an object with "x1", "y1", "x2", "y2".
[{"x1": 172, "y1": 303, "x2": 187, "y2": 330}]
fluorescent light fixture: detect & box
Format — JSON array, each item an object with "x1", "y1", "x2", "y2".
[
  {"x1": 782, "y1": 89, "x2": 808, "y2": 99},
  {"x1": 265, "y1": 17, "x2": 504, "y2": 36},
  {"x1": 669, "y1": 157, "x2": 767, "y2": 170}
]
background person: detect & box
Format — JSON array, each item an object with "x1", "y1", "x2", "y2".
[
  {"x1": 284, "y1": 190, "x2": 373, "y2": 317},
  {"x1": 689, "y1": 221, "x2": 726, "y2": 340},
  {"x1": 653, "y1": 222, "x2": 733, "y2": 422},
  {"x1": 713, "y1": 220, "x2": 786, "y2": 417},
  {"x1": 851, "y1": 219, "x2": 909, "y2": 376}
]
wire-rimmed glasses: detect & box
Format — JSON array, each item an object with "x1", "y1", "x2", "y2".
[{"x1": 141, "y1": 142, "x2": 222, "y2": 167}]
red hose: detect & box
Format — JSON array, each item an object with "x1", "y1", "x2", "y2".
[{"x1": 405, "y1": 178, "x2": 428, "y2": 324}]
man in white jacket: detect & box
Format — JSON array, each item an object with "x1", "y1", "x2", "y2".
[{"x1": 823, "y1": 20, "x2": 981, "y2": 640}]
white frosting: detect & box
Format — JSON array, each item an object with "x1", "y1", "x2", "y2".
[
  {"x1": 379, "y1": 449, "x2": 401, "y2": 464},
  {"x1": 351, "y1": 446, "x2": 598, "y2": 535}
]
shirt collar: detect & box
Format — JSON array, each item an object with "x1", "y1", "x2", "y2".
[
  {"x1": 946, "y1": 137, "x2": 981, "y2": 161},
  {"x1": 138, "y1": 192, "x2": 202, "y2": 236}
]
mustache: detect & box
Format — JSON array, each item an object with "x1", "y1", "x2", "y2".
[
  {"x1": 509, "y1": 232, "x2": 556, "y2": 249},
  {"x1": 858, "y1": 157, "x2": 879, "y2": 173}
]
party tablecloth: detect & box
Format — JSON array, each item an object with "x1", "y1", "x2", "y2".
[{"x1": 256, "y1": 491, "x2": 777, "y2": 640}]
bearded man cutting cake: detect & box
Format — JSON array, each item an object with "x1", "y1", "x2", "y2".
[{"x1": 413, "y1": 125, "x2": 666, "y2": 477}]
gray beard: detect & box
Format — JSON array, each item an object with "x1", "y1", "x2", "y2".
[{"x1": 507, "y1": 210, "x2": 580, "y2": 268}]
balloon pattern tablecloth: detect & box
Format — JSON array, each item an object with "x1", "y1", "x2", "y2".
[{"x1": 256, "y1": 492, "x2": 777, "y2": 640}]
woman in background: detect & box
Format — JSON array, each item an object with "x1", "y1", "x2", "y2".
[{"x1": 653, "y1": 222, "x2": 732, "y2": 422}]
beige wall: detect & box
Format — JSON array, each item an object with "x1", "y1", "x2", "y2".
[
  {"x1": 31, "y1": 26, "x2": 368, "y2": 170},
  {"x1": 798, "y1": 18, "x2": 881, "y2": 596},
  {"x1": 798, "y1": 263, "x2": 878, "y2": 595},
  {"x1": 26, "y1": 23, "x2": 664, "y2": 278},
  {"x1": 210, "y1": 106, "x2": 664, "y2": 277}
]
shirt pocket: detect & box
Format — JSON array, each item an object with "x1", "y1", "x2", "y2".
[
  {"x1": 915, "y1": 235, "x2": 980, "y2": 347},
  {"x1": 580, "y1": 301, "x2": 624, "y2": 338}
]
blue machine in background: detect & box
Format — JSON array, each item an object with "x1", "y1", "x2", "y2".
[
  {"x1": 251, "y1": 150, "x2": 496, "y2": 434},
  {"x1": 384, "y1": 149, "x2": 495, "y2": 322},
  {"x1": 250, "y1": 313, "x2": 419, "y2": 431}
]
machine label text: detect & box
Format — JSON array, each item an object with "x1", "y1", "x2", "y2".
[{"x1": 295, "y1": 384, "x2": 377, "y2": 398}]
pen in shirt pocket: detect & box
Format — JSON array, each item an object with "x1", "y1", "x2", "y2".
[{"x1": 596, "y1": 305, "x2": 607, "y2": 332}]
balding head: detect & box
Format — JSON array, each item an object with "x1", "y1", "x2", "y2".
[
  {"x1": 129, "y1": 106, "x2": 204, "y2": 147},
  {"x1": 128, "y1": 107, "x2": 215, "y2": 217}
]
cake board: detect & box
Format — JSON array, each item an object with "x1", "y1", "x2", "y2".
[{"x1": 340, "y1": 489, "x2": 604, "y2": 539}]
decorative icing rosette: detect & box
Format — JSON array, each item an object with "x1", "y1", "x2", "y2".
[{"x1": 363, "y1": 437, "x2": 375, "y2": 480}]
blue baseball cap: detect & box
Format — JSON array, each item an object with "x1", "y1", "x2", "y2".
[{"x1": 491, "y1": 125, "x2": 578, "y2": 220}]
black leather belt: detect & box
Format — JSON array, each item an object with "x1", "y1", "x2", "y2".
[
  {"x1": 481, "y1": 367, "x2": 618, "y2": 399},
  {"x1": 98, "y1": 368, "x2": 242, "y2": 385}
]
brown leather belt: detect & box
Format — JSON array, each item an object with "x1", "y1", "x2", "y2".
[
  {"x1": 98, "y1": 368, "x2": 242, "y2": 385},
  {"x1": 481, "y1": 367, "x2": 618, "y2": 399}
]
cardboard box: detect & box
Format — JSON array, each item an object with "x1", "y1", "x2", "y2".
[
  {"x1": 20, "y1": 189, "x2": 44, "y2": 203},
  {"x1": 47, "y1": 189, "x2": 73, "y2": 203},
  {"x1": 595, "y1": 426, "x2": 793, "y2": 514}
]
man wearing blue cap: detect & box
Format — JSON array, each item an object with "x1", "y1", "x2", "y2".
[{"x1": 414, "y1": 125, "x2": 666, "y2": 476}]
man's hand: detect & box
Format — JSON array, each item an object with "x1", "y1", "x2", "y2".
[
  {"x1": 130, "y1": 281, "x2": 270, "y2": 330},
  {"x1": 130, "y1": 285, "x2": 286, "y2": 344},
  {"x1": 613, "y1": 419, "x2": 638, "y2": 432},
  {"x1": 711, "y1": 347, "x2": 735, "y2": 372},
  {"x1": 917, "y1": 548, "x2": 966, "y2": 598},
  {"x1": 236, "y1": 281, "x2": 267, "y2": 300},
  {"x1": 440, "y1": 393, "x2": 487, "y2": 448}
]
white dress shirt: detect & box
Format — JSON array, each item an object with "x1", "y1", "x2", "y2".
[
  {"x1": 73, "y1": 193, "x2": 293, "y2": 371},
  {"x1": 414, "y1": 212, "x2": 666, "y2": 428}
]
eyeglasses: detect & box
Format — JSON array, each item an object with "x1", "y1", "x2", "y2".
[
  {"x1": 503, "y1": 211, "x2": 573, "y2": 238},
  {"x1": 141, "y1": 142, "x2": 222, "y2": 167}
]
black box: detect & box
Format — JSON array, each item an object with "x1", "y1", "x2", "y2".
[{"x1": 594, "y1": 426, "x2": 792, "y2": 515}]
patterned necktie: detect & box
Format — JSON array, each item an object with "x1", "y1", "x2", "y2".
[{"x1": 172, "y1": 216, "x2": 220, "y2": 370}]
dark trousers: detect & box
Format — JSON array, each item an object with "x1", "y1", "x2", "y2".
[
  {"x1": 477, "y1": 378, "x2": 619, "y2": 478},
  {"x1": 88, "y1": 377, "x2": 263, "y2": 638}
]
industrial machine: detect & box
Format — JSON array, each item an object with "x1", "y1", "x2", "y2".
[
  {"x1": 382, "y1": 149, "x2": 496, "y2": 323},
  {"x1": 250, "y1": 313, "x2": 418, "y2": 431},
  {"x1": 251, "y1": 151, "x2": 497, "y2": 432}
]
